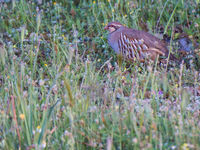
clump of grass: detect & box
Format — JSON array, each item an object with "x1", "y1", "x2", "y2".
[{"x1": 0, "y1": 0, "x2": 199, "y2": 149}]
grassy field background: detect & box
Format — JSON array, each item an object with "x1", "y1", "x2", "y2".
[{"x1": 0, "y1": 0, "x2": 200, "y2": 149}]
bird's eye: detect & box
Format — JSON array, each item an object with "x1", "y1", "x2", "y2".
[{"x1": 109, "y1": 25, "x2": 115, "y2": 28}]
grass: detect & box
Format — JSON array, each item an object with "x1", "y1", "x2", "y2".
[{"x1": 0, "y1": 0, "x2": 200, "y2": 149}]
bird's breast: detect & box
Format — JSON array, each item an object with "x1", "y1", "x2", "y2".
[{"x1": 108, "y1": 34, "x2": 121, "y2": 54}]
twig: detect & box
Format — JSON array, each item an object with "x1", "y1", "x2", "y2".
[{"x1": 97, "y1": 57, "x2": 113, "y2": 75}]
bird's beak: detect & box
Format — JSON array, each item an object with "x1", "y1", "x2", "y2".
[{"x1": 104, "y1": 25, "x2": 108, "y2": 30}]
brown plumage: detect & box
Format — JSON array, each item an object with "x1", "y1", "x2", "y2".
[{"x1": 104, "y1": 22, "x2": 174, "y2": 62}]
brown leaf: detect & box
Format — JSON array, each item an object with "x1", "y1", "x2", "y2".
[
  {"x1": 70, "y1": 9, "x2": 76, "y2": 17},
  {"x1": 54, "y1": 43, "x2": 58, "y2": 54},
  {"x1": 101, "y1": 111, "x2": 107, "y2": 127},
  {"x1": 11, "y1": 96, "x2": 21, "y2": 149}
]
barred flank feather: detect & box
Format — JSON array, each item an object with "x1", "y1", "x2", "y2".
[{"x1": 118, "y1": 33, "x2": 150, "y2": 61}]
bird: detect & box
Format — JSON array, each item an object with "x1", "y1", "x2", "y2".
[{"x1": 104, "y1": 21, "x2": 176, "y2": 63}]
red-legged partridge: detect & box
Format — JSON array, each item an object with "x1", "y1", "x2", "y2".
[{"x1": 104, "y1": 22, "x2": 173, "y2": 62}]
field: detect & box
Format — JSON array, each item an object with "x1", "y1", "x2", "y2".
[{"x1": 0, "y1": 0, "x2": 200, "y2": 149}]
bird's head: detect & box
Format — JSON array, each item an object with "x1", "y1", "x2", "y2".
[{"x1": 104, "y1": 22, "x2": 124, "y2": 33}]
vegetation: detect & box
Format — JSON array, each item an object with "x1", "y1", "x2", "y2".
[{"x1": 0, "y1": 0, "x2": 199, "y2": 149}]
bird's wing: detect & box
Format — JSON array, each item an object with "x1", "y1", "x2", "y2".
[{"x1": 121, "y1": 27, "x2": 168, "y2": 56}]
